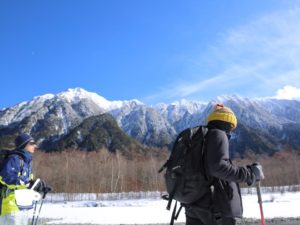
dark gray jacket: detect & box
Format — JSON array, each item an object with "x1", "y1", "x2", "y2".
[{"x1": 204, "y1": 125, "x2": 252, "y2": 218}]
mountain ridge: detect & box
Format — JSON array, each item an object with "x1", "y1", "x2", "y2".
[{"x1": 1, "y1": 88, "x2": 299, "y2": 155}]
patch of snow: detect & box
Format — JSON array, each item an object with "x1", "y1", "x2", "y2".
[
  {"x1": 36, "y1": 189, "x2": 300, "y2": 224},
  {"x1": 57, "y1": 88, "x2": 142, "y2": 111},
  {"x1": 33, "y1": 93, "x2": 55, "y2": 101}
]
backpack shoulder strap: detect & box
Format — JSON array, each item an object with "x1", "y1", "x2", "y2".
[
  {"x1": 8, "y1": 153, "x2": 25, "y2": 175},
  {"x1": 19, "y1": 157, "x2": 24, "y2": 175},
  {"x1": 200, "y1": 126, "x2": 210, "y2": 181},
  {"x1": 201, "y1": 126, "x2": 208, "y2": 137}
]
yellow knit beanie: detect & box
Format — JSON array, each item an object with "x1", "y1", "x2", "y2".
[{"x1": 207, "y1": 103, "x2": 237, "y2": 129}]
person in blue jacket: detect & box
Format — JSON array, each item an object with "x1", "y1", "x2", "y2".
[{"x1": 0, "y1": 133, "x2": 49, "y2": 225}]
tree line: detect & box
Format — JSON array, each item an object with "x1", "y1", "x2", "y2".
[{"x1": 32, "y1": 148, "x2": 300, "y2": 193}]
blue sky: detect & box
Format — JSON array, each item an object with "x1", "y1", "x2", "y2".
[{"x1": 1, "y1": 0, "x2": 300, "y2": 109}]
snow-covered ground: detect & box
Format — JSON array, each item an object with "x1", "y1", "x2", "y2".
[{"x1": 34, "y1": 190, "x2": 300, "y2": 224}]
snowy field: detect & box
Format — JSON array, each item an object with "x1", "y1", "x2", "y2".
[{"x1": 35, "y1": 189, "x2": 300, "y2": 224}]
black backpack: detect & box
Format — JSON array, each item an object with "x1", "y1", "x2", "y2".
[{"x1": 159, "y1": 126, "x2": 211, "y2": 224}]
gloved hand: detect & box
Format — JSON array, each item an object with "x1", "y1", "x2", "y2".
[
  {"x1": 247, "y1": 163, "x2": 265, "y2": 186},
  {"x1": 29, "y1": 179, "x2": 53, "y2": 194}
]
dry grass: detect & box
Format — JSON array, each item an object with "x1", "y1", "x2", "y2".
[{"x1": 32, "y1": 148, "x2": 300, "y2": 193}]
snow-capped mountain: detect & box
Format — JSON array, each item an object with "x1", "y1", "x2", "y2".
[
  {"x1": 154, "y1": 99, "x2": 207, "y2": 132},
  {"x1": 214, "y1": 96, "x2": 300, "y2": 155},
  {"x1": 0, "y1": 88, "x2": 142, "y2": 149},
  {"x1": 0, "y1": 88, "x2": 142, "y2": 126},
  {"x1": 0, "y1": 88, "x2": 299, "y2": 155}
]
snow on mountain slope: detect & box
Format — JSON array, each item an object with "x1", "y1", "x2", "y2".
[
  {"x1": 154, "y1": 99, "x2": 207, "y2": 125},
  {"x1": 0, "y1": 93, "x2": 54, "y2": 126},
  {"x1": 0, "y1": 88, "x2": 143, "y2": 127},
  {"x1": 57, "y1": 88, "x2": 127, "y2": 110},
  {"x1": 1, "y1": 88, "x2": 300, "y2": 154}
]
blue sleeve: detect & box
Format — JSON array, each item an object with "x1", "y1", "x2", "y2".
[{"x1": 0, "y1": 156, "x2": 22, "y2": 186}]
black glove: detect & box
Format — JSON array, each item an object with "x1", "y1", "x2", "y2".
[
  {"x1": 30, "y1": 179, "x2": 53, "y2": 194},
  {"x1": 247, "y1": 163, "x2": 265, "y2": 186}
]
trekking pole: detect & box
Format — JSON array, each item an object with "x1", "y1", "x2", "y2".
[
  {"x1": 30, "y1": 179, "x2": 41, "y2": 225},
  {"x1": 33, "y1": 199, "x2": 44, "y2": 225},
  {"x1": 256, "y1": 181, "x2": 265, "y2": 225},
  {"x1": 32, "y1": 191, "x2": 48, "y2": 225},
  {"x1": 31, "y1": 201, "x2": 39, "y2": 225}
]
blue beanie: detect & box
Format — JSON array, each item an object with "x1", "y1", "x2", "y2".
[{"x1": 15, "y1": 133, "x2": 34, "y2": 149}]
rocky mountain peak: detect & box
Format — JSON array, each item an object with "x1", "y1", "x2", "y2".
[{"x1": 1, "y1": 88, "x2": 300, "y2": 155}]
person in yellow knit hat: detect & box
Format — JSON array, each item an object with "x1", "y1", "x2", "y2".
[
  {"x1": 184, "y1": 103, "x2": 264, "y2": 225},
  {"x1": 207, "y1": 104, "x2": 237, "y2": 129}
]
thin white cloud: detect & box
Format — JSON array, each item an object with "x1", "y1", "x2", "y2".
[
  {"x1": 147, "y1": 6, "x2": 300, "y2": 102},
  {"x1": 274, "y1": 85, "x2": 300, "y2": 100}
]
